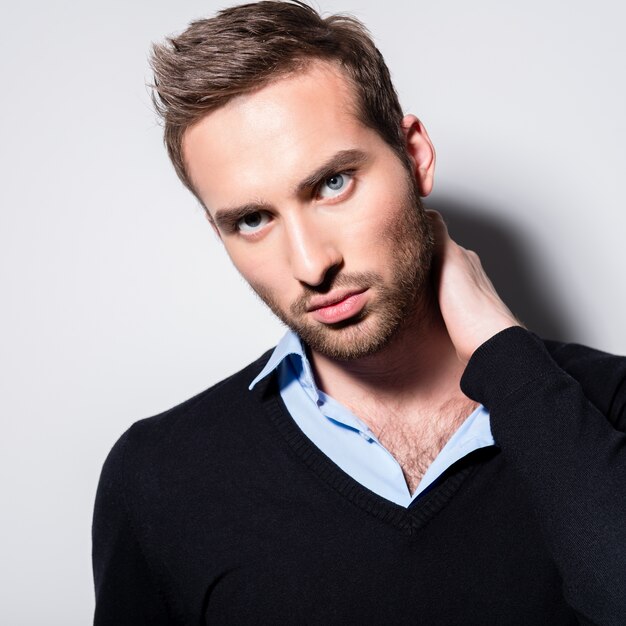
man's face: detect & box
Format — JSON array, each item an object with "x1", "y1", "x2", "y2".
[{"x1": 183, "y1": 62, "x2": 434, "y2": 361}]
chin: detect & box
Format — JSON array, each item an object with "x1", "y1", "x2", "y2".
[{"x1": 290, "y1": 311, "x2": 405, "y2": 361}]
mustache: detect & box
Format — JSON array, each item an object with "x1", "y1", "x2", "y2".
[{"x1": 290, "y1": 271, "x2": 383, "y2": 315}]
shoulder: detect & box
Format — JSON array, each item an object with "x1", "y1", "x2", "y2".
[
  {"x1": 543, "y1": 337, "x2": 626, "y2": 430},
  {"x1": 100, "y1": 348, "x2": 275, "y2": 482},
  {"x1": 462, "y1": 328, "x2": 626, "y2": 431}
]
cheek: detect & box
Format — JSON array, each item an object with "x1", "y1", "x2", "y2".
[
  {"x1": 222, "y1": 244, "x2": 259, "y2": 285},
  {"x1": 351, "y1": 198, "x2": 409, "y2": 252},
  {"x1": 350, "y1": 169, "x2": 413, "y2": 235},
  {"x1": 226, "y1": 245, "x2": 288, "y2": 292}
]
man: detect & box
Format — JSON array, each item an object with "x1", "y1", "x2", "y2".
[{"x1": 92, "y1": 1, "x2": 626, "y2": 623}]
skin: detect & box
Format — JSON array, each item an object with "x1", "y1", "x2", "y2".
[
  {"x1": 184, "y1": 62, "x2": 434, "y2": 361},
  {"x1": 183, "y1": 61, "x2": 520, "y2": 490}
]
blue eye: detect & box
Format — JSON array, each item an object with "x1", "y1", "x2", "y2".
[
  {"x1": 318, "y1": 172, "x2": 353, "y2": 199},
  {"x1": 237, "y1": 211, "x2": 270, "y2": 234}
]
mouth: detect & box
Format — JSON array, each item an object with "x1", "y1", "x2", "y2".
[{"x1": 306, "y1": 288, "x2": 368, "y2": 324}]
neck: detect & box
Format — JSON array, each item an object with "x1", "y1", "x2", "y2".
[{"x1": 309, "y1": 286, "x2": 471, "y2": 419}]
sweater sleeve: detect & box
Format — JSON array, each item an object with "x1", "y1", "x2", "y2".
[
  {"x1": 92, "y1": 428, "x2": 172, "y2": 625},
  {"x1": 460, "y1": 327, "x2": 626, "y2": 625}
]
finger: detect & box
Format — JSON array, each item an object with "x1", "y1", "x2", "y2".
[
  {"x1": 425, "y1": 209, "x2": 446, "y2": 229},
  {"x1": 425, "y1": 209, "x2": 450, "y2": 251},
  {"x1": 425, "y1": 211, "x2": 449, "y2": 286}
]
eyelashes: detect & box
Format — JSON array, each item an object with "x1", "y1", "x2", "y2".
[
  {"x1": 236, "y1": 211, "x2": 271, "y2": 234},
  {"x1": 316, "y1": 171, "x2": 355, "y2": 200},
  {"x1": 222, "y1": 168, "x2": 359, "y2": 237}
]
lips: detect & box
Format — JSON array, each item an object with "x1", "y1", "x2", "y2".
[{"x1": 307, "y1": 289, "x2": 368, "y2": 324}]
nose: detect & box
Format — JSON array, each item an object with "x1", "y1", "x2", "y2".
[{"x1": 284, "y1": 214, "x2": 343, "y2": 288}]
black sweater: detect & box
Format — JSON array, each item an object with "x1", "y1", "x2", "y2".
[{"x1": 92, "y1": 328, "x2": 626, "y2": 625}]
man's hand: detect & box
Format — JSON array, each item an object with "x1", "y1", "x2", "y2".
[{"x1": 427, "y1": 210, "x2": 521, "y2": 364}]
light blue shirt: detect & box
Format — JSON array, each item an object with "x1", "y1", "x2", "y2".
[{"x1": 250, "y1": 330, "x2": 495, "y2": 508}]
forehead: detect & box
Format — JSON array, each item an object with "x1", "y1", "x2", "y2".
[{"x1": 182, "y1": 62, "x2": 378, "y2": 209}]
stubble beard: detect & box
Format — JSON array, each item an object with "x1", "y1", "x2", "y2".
[{"x1": 250, "y1": 175, "x2": 434, "y2": 361}]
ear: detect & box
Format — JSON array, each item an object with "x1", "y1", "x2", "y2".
[{"x1": 401, "y1": 114, "x2": 436, "y2": 197}]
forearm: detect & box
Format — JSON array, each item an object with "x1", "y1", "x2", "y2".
[{"x1": 461, "y1": 327, "x2": 626, "y2": 624}]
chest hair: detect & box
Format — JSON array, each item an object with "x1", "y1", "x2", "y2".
[{"x1": 363, "y1": 398, "x2": 478, "y2": 495}]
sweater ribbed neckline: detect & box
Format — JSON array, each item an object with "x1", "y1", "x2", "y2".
[{"x1": 252, "y1": 370, "x2": 483, "y2": 535}]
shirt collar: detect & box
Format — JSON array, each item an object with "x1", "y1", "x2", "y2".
[{"x1": 249, "y1": 330, "x2": 317, "y2": 392}]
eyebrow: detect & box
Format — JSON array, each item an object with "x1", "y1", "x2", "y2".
[
  {"x1": 293, "y1": 148, "x2": 369, "y2": 195},
  {"x1": 212, "y1": 148, "x2": 369, "y2": 230},
  {"x1": 213, "y1": 202, "x2": 274, "y2": 231}
]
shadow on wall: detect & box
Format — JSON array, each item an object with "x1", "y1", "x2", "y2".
[{"x1": 428, "y1": 196, "x2": 578, "y2": 344}]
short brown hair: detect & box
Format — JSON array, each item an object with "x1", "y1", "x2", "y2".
[{"x1": 151, "y1": 1, "x2": 408, "y2": 208}]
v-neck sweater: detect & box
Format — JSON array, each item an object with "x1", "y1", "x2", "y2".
[
  {"x1": 93, "y1": 328, "x2": 626, "y2": 625},
  {"x1": 249, "y1": 330, "x2": 494, "y2": 506}
]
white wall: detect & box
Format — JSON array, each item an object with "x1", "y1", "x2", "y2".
[{"x1": 1, "y1": 0, "x2": 624, "y2": 623}]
